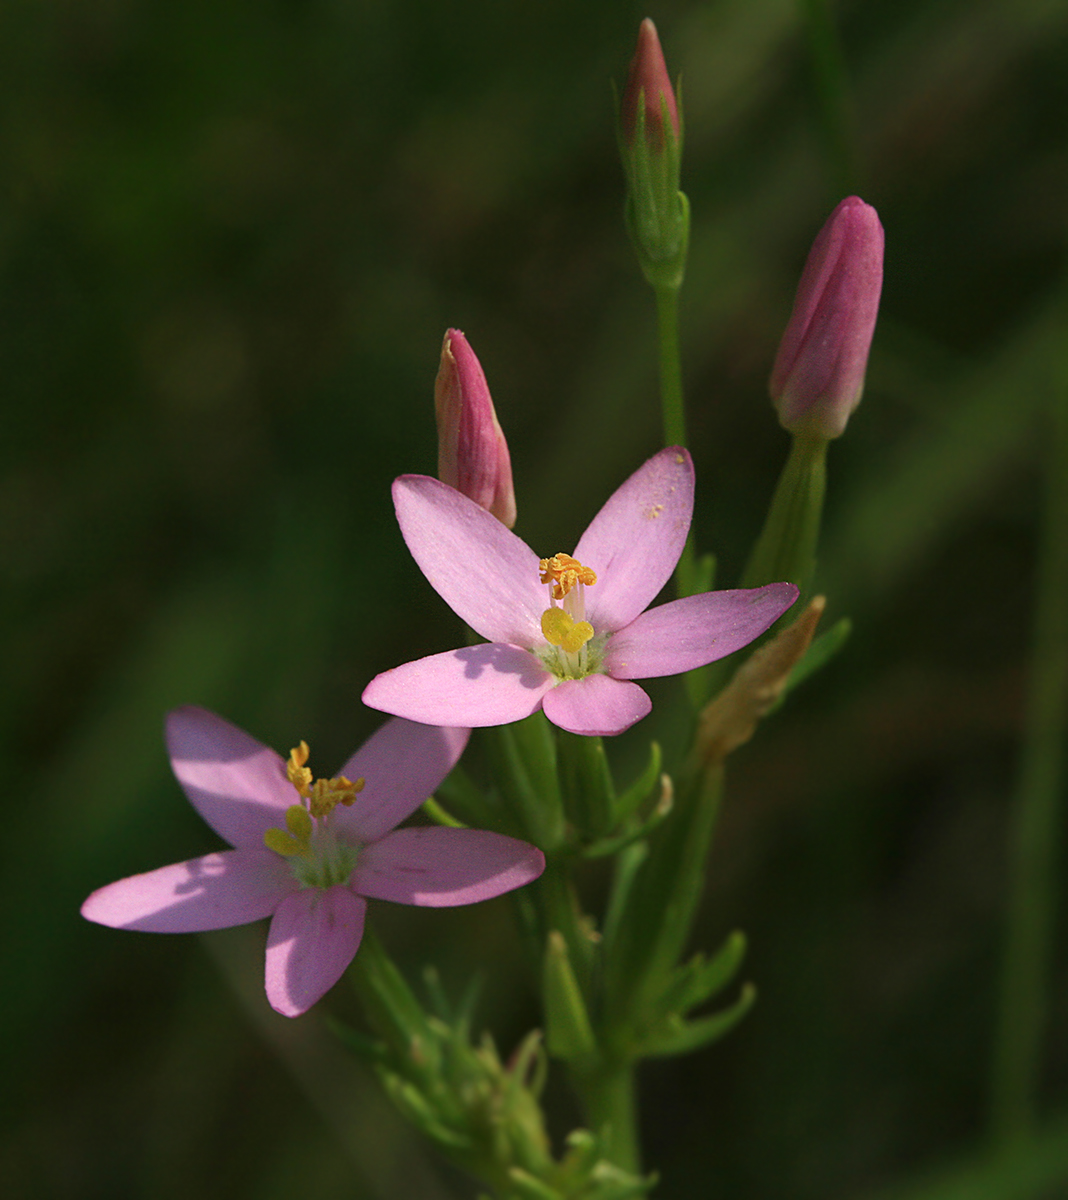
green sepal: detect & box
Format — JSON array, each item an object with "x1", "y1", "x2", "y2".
[
  {"x1": 422, "y1": 964, "x2": 482, "y2": 1036},
  {"x1": 618, "y1": 91, "x2": 689, "y2": 291},
  {"x1": 625, "y1": 191, "x2": 690, "y2": 291},
  {"x1": 651, "y1": 931, "x2": 747, "y2": 1019},
  {"x1": 560, "y1": 1128, "x2": 600, "y2": 1174},
  {"x1": 486, "y1": 713, "x2": 566, "y2": 851},
  {"x1": 638, "y1": 983, "x2": 756, "y2": 1058},
  {"x1": 582, "y1": 775, "x2": 672, "y2": 859},
  {"x1": 557, "y1": 731, "x2": 616, "y2": 841},
  {"x1": 543, "y1": 931, "x2": 598, "y2": 1064},
  {"x1": 507, "y1": 1168, "x2": 566, "y2": 1200},
  {"x1": 583, "y1": 1162, "x2": 659, "y2": 1199},
  {"x1": 507, "y1": 1029, "x2": 549, "y2": 1100},
  {"x1": 613, "y1": 741, "x2": 662, "y2": 824},
  {"x1": 379, "y1": 1069, "x2": 474, "y2": 1150}
]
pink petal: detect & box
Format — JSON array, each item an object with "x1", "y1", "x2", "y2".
[
  {"x1": 362, "y1": 644, "x2": 555, "y2": 727},
  {"x1": 352, "y1": 828, "x2": 545, "y2": 906},
  {"x1": 393, "y1": 475, "x2": 544, "y2": 645},
  {"x1": 80, "y1": 849, "x2": 297, "y2": 932},
  {"x1": 166, "y1": 706, "x2": 295, "y2": 849},
  {"x1": 264, "y1": 886, "x2": 366, "y2": 1017},
  {"x1": 541, "y1": 674, "x2": 652, "y2": 736},
  {"x1": 573, "y1": 448, "x2": 694, "y2": 632},
  {"x1": 332, "y1": 718, "x2": 470, "y2": 844},
  {"x1": 603, "y1": 583, "x2": 799, "y2": 679}
]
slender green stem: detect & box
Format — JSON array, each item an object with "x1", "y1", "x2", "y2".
[
  {"x1": 741, "y1": 433, "x2": 827, "y2": 594},
  {"x1": 654, "y1": 282, "x2": 698, "y2": 597},
  {"x1": 655, "y1": 283, "x2": 686, "y2": 448},
  {"x1": 575, "y1": 1062, "x2": 640, "y2": 1175},
  {"x1": 990, "y1": 380, "x2": 1068, "y2": 1146},
  {"x1": 535, "y1": 858, "x2": 595, "y2": 999}
]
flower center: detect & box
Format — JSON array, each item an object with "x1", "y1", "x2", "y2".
[
  {"x1": 536, "y1": 553, "x2": 602, "y2": 680},
  {"x1": 263, "y1": 741, "x2": 365, "y2": 888}
]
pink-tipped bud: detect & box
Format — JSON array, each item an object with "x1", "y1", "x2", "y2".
[
  {"x1": 435, "y1": 329, "x2": 517, "y2": 528},
  {"x1": 621, "y1": 18, "x2": 680, "y2": 149},
  {"x1": 769, "y1": 196, "x2": 884, "y2": 440}
]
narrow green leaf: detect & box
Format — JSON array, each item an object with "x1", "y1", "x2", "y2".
[
  {"x1": 543, "y1": 931, "x2": 598, "y2": 1063},
  {"x1": 601, "y1": 840, "x2": 649, "y2": 964},
  {"x1": 653, "y1": 931, "x2": 747, "y2": 1018},
  {"x1": 380, "y1": 1071, "x2": 473, "y2": 1150},
  {"x1": 613, "y1": 741, "x2": 662, "y2": 823},
  {"x1": 583, "y1": 775, "x2": 672, "y2": 859},
  {"x1": 325, "y1": 1016, "x2": 388, "y2": 1063},
  {"x1": 640, "y1": 983, "x2": 756, "y2": 1058}
]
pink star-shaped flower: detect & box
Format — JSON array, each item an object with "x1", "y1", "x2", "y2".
[
  {"x1": 363, "y1": 447, "x2": 798, "y2": 736},
  {"x1": 82, "y1": 707, "x2": 544, "y2": 1016}
]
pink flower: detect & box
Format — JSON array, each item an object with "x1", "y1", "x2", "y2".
[
  {"x1": 362, "y1": 447, "x2": 798, "y2": 737},
  {"x1": 769, "y1": 196, "x2": 884, "y2": 439},
  {"x1": 620, "y1": 17, "x2": 680, "y2": 149},
  {"x1": 435, "y1": 329, "x2": 517, "y2": 528},
  {"x1": 82, "y1": 708, "x2": 545, "y2": 1017}
]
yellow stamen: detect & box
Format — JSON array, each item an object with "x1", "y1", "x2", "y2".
[
  {"x1": 287, "y1": 741, "x2": 312, "y2": 798},
  {"x1": 285, "y1": 740, "x2": 365, "y2": 816},
  {"x1": 539, "y1": 553, "x2": 596, "y2": 600},
  {"x1": 307, "y1": 775, "x2": 364, "y2": 819},
  {"x1": 541, "y1": 608, "x2": 595, "y2": 654}
]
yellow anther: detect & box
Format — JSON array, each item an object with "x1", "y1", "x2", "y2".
[
  {"x1": 285, "y1": 739, "x2": 364, "y2": 817},
  {"x1": 541, "y1": 608, "x2": 595, "y2": 654},
  {"x1": 264, "y1": 827, "x2": 305, "y2": 857},
  {"x1": 539, "y1": 553, "x2": 597, "y2": 600},
  {"x1": 308, "y1": 775, "x2": 365, "y2": 819},
  {"x1": 287, "y1": 741, "x2": 313, "y2": 798}
]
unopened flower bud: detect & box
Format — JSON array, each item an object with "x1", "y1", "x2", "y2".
[
  {"x1": 617, "y1": 19, "x2": 689, "y2": 290},
  {"x1": 620, "y1": 18, "x2": 679, "y2": 149},
  {"x1": 435, "y1": 329, "x2": 516, "y2": 528},
  {"x1": 769, "y1": 196, "x2": 884, "y2": 439}
]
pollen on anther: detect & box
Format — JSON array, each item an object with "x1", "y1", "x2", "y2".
[
  {"x1": 287, "y1": 741, "x2": 313, "y2": 798},
  {"x1": 539, "y1": 552, "x2": 597, "y2": 600}
]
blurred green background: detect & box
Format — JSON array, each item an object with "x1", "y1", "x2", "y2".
[{"x1": 3, "y1": 0, "x2": 1067, "y2": 1196}]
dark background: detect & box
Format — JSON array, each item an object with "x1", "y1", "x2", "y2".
[{"x1": 3, "y1": 0, "x2": 1067, "y2": 1196}]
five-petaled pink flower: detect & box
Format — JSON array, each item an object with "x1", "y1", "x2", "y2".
[
  {"x1": 363, "y1": 447, "x2": 799, "y2": 737},
  {"x1": 82, "y1": 708, "x2": 544, "y2": 1017}
]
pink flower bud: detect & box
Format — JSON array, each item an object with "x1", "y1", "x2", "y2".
[
  {"x1": 620, "y1": 18, "x2": 679, "y2": 149},
  {"x1": 769, "y1": 196, "x2": 884, "y2": 440},
  {"x1": 435, "y1": 329, "x2": 517, "y2": 528}
]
